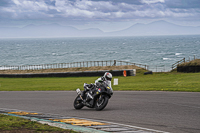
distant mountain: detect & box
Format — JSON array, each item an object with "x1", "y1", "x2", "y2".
[
  {"x1": 109, "y1": 20, "x2": 200, "y2": 36},
  {"x1": 0, "y1": 21, "x2": 199, "y2": 38},
  {"x1": 0, "y1": 24, "x2": 104, "y2": 38}
]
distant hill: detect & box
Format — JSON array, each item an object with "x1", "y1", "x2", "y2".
[
  {"x1": 0, "y1": 24, "x2": 104, "y2": 38},
  {"x1": 0, "y1": 20, "x2": 199, "y2": 38},
  {"x1": 109, "y1": 20, "x2": 200, "y2": 36}
]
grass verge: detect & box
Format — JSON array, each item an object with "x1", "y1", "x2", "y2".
[
  {"x1": 0, "y1": 71, "x2": 199, "y2": 92},
  {"x1": 0, "y1": 114, "x2": 77, "y2": 133},
  {"x1": 178, "y1": 59, "x2": 200, "y2": 66}
]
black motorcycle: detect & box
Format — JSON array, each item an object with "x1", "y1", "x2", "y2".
[{"x1": 74, "y1": 81, "x2": 113, "y2": 111}]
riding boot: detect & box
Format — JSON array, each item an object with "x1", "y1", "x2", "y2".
[{"x1": 81, "y1": 90, "x2": 86, "y2": 98}]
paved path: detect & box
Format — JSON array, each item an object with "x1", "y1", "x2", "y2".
[{"x1": 0, "y1": 91, "x2": 200, "y2": 133}]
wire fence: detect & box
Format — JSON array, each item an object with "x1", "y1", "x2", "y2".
[
  {"x1": 0, "y1": 60, "x2": 148, "y2": 71},
  {"x1": 149, "y1": 56, "x2": 199, "y2": 72},
  {"x1": 0, "y1": 56, "x2": 198, "y2": 72},
  {"x1": 148, "y1": 65, "x2": 172, "y2": 72}
]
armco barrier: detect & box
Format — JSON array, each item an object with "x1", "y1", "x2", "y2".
[{"x1": 0, "y1": 69, "x2": 135, "y2": 78}]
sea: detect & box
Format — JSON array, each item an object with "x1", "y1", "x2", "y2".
[{"x1": 0, "y1": 35, "x2": 200, "y2": 72}]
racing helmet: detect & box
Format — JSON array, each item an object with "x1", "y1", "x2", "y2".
[{"x1": 103, "y1": 72, "x2": 112, "y2": 81}]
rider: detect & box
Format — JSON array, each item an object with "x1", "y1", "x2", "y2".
[
  {"x1": 82, "y1": 72, "x2": 112, "y2": 97},
  {"x1": 95, "y1": 72, "x2": 112, "y2": 85}
]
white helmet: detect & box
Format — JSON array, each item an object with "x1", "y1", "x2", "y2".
[{"x1": 103, "y1": 72, "x2": 112, "y2": 81}]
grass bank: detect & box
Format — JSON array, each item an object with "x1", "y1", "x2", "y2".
[
  {"x1": 0, "y1": 71, "x2": 199, "y2": 92},
  {"x1": 0, "y1": 114, "x2": 77, "y2": 133},
  {"x1": 178, "y1": 59, "x2": 200, "y2": 66}
]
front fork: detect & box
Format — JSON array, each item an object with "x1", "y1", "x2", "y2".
[{"x1": 76, "y1": 88, "x2": 83, "y2": 100}]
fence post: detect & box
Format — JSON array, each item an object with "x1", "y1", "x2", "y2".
[
  {"x1": 156, "y1": 65, "x2": 157, "y2": 72},
  {"x1": 113, "y1": 60, "x2": 116, "y2": 66}
]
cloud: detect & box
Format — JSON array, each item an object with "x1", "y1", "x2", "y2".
[
  {"x1": 69, "y1": 0, "x2": 143, "y2": 5},
  {"x1": 166, "y1": 0, "x2": 200, "y2": 9},
  {"x1": 0, "y1": 0, "x2": 199, "y2": 25},
  {"x1": 141, "y1": 0, "x2": 165, "y2": 4}
]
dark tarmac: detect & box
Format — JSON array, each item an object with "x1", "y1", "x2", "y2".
[{"x1": 0, "y1": 91, "x2": 200, "y2": 133}]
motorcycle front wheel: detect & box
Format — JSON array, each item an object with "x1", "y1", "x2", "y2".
[
  {"x1": 95, "y1": 95, "x2": 109, "y2": 111},
  {"x1": 74, "y1": 96, "x2": 84, "y2": 109}
]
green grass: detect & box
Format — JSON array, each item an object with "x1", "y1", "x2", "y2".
[
  {"x1": 0, "y1": 77, "x2": 97, "y2": 91},
  {"x1": 0, "y1": 114, "x2": 77, "y2": 133},
  {"x1": 0, "y1": 72, "x2": 200, "y2": 92},
  {"x1": 114, "y1": 72, "x2": 200, "y2": 92}
]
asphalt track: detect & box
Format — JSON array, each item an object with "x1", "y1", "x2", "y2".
[{"x1": 0, "y1": 91, "x2": 200, "y2": 133}]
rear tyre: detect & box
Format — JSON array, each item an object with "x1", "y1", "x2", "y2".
[
  {"x1": 74, "y1": 96, "x2": 84, "y2": 109},
  {"x1": 95, "y1": 95, "x2": 109, "y2": 111}
]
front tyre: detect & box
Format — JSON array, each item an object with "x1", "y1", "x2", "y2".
[
  {"x1": 95, "y1": 95, "x2": 109, "y2": 111},
  {"x1": 74, "y1": 96, "x2": 84, "y2": 109}
]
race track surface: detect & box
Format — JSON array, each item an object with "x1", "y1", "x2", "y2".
[{"x1": 0, "y1": 91, "x2": 200, "y2": 133}]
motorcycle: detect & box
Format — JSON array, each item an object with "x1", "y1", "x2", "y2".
[{"x1": 74, "y1": 81, "x2": 113, "y2": 111}]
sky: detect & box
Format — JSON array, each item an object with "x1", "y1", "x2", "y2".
[{"x1": 0, "y1": 0, "x2": 200, "y2": 32}]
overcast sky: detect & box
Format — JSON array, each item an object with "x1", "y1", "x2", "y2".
[{"x1": 0, "y1": 0, "x2": 200, "y2": 32}]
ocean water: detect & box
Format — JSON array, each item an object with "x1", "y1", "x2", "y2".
[{"x1": 0, "y1": 35, "x2": 200, "y2": 71}]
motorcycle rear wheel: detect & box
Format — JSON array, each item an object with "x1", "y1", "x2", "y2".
[
  {"x1": 74, "y1": 96, "x2": 84, "y2": 109},
  {"x1": 95, "y1": 95, "x2": 109, "y2": 111}
]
